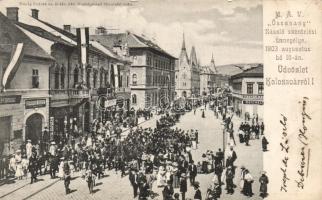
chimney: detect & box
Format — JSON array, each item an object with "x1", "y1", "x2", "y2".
[
  {"x1": 63, "y1": 25, "x2": 71, "y2": 32},
  {"x1": 6, "y1": 7, "x2": 19, "y2": 21},
  {"x1": 31, "y1": 9, "x2": 39, "y2": 19}
]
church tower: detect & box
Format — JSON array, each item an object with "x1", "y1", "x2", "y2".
[
  {"x1": 179, "y1": 33, "x2": 189, "y2": 66},
  {"x1": 190, "y1": 46, "x2": 198, "y2": 68},
  {"x1": 210, "y1": 53, "x2": 217, "y2": 73}
]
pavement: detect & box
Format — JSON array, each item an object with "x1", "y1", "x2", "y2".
[{"x1": 0, "y1": 107, "x2": 263, "y2": 200}]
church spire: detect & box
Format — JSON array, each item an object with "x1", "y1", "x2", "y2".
[
  {"x1": 181, "y1": 32, "x2": 186, "y2": 50},
  {"x1": 211, "y1": 52, "x2": 215, "y2": 64}
]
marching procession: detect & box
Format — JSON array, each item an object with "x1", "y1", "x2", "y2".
[
  {"x1": 0, "y1": 2, "x2": 266, "y2": 199},
  {"x1": 0, "y1": 96, "x2": 268, "y2": 200}
]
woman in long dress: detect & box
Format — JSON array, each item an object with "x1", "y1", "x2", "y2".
[
  {"x1": 156, "y1": 166, "x2": 166, "y2": 187},
  {"x1": 243, "y1": 169, "x2": 254, "y2": 197},
  {"x1": 15, "y1": 151, "x2": 22, "y2": 179},
  {"x1": 58, "y1": 159, "x2": 65, "y2": 180},
  {"x1": 21, "y1": 155, "x2": 29, "y2": 179}
]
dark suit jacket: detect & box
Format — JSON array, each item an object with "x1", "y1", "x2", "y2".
[
  {"x1": 194, "y1": 189, "x2": 202, "y2": 199},
  {"x1": 180, "y1": 179, "x2": 187, "y2": 193},
  {"x1": 189, "y1": 164, "x2": 197, "y2": 176},
  {"x1": 163, "y1": 185, "x2": 174, "y2": 200}
]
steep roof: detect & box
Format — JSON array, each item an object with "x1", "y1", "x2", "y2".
[
  {"x1": 190, "y1": 46, "x2": 198, "y2": 66},
  {"x1": 90, "y1": 32, "x2": 176, "y2": 59},
  {"x1": 178, "y1": 33, "x2": 189, "y2": 65},
  {"x1": 231, "y1": 64, "x2": 263, "y2": 79},
  {"x1": 15, "y1": 14, "x2": 123, "y2": 61},
  {"x1": 15, "y1": 21, "x2": 74, "y2": 47},
  {"x1": 200, "y1": 66, "x2": 214, "y2": 74},
  {"x1": 0, "y1": 12, "x2": 53, "y2": 60}
]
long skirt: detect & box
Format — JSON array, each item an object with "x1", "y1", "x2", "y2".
[
  {"x1": 192, "y1": 141, "x2": 197, "y2": 150},
  {"x1": 173, "y1": 175, "x2": 180, "y2": 188}
]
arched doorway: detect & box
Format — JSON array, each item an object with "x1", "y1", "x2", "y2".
[
  {"x1": 25, "y1": 113, "x2": 43, "y2": 144},
  {"x1": 182, "y1": 91, "x2": 187, "y2": 98}
]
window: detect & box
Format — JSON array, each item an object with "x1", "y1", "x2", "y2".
[
  {"x1": 32, "y1": 69, "x2": 39, "y2": 88},
  {"x1": 182, "y1": 73, "x2": 186, "y2": 79},
  {"x1": 105, "y1": 72, "x2": 109, "y2": 87},
  {"x1": 86, "y1": 69, "x2": 91, "y2": 88},
  {"x1": 247, "y1": 83, "x2": 254, "y2": 94},
  {"x1": 54, "y1": 66, "x2": 59, "y2": 89},
  {"x1": 258, "y1": 82, "x2": 264, "y2": 94},
  {"x1": 100, "y1": 68, "x2": 104, "y2": 87},
  {"x1": 126, "y1": 76, "x2": 129, "y2": 87},
  {"x1": 74, "y1": 66, "x2": 79, "y2": 86},
  {"x1": 60, "y1": 65, "x2": 65, "y2": 89},
  {"x1": 119, "y1": 75, "x2": 123, "y2": 87},
  {"x1": 93, "y1": 70, "x2": 98, "y2": 88},
  {"x1": 132, "y1": 74, "x2": 137, "y2": 85},
  {"x1": 132, "y1": 94, "x2": 137, "y2": 104}
]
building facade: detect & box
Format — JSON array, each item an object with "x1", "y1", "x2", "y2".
[
  {"x1": 2, "y1": 8, "x2": 131, "y2": 148},
  {"x1": 200, "y1": 54, "x2": 217, "y2": 96},
  {"x1": 0, "y1": 10, "x2": 53, "y2": 156},
  {"x1": 230, "y1": 64, "x2": 264, "y2": 119},
  {"x1": 175, "y1": 34, "x2": 200, "y2": 98},
  {"x1": 91, "y1": 32, "x2": 176, "y2": 110}
]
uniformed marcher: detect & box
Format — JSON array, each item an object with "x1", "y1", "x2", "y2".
[
  {"x1": 63, "y1": 161, "x2": 71, "y2": 194},
  {"x1": 28, "y1": 151, "x2": 38, "y2": 184}
]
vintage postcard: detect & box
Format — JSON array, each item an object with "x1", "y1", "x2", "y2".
[{"x1": 0, "y1": 0, "x2": 321, "y2": 199}]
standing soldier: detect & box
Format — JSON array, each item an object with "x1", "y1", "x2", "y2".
[
  {"x1": 63, "y1": 161, "x2": 71, "y2": 194},
  {"x1": 179, "y1": 174, "x2": 187, "y2": 200},
  {"x1": 28, "y1": 151, "x2": 38, "y2": 184}
]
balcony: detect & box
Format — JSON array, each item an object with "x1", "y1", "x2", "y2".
[
  {"x1": 115, "y1": 87, "x2": 131, "y2": 93},
  {"x1": 232, "y1": 92, "x2": 263, "y2": 100},
  {"x1": 49, "y1": 89, "x2": 69, "y2": 95},
  {"x1": 69, "y1": 89, "x2": 90, "y2": 98}
]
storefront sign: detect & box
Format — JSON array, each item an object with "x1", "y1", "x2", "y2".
[
  {"x1": 105, "y1": 99, "x2": 117, "y2": 108},
  {"x1": 0, "y1": 95, "x2": 21, "y2": 104},
  {"x1": 25, "y1": 99, "x2": 46, "y2": 109},
  {"x1": 243, "y1": 100, "x2": 264, "y2": 105}
]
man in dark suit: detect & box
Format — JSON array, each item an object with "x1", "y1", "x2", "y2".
[
  {"x1": 28, "y1": 151, "x2": 38, "y2": 184},
  {"x1": 180, "y1": 174, "x2": 187, "y2": 200},
  {"x1": 163, "y1": 181, "x2": 174, "y2": 200},
  {"x1": 189, "y1": 160, "x2": 197, "y2": 185},
  {"x1": 193, "y1": 181, "x2": 202, "y2": 200},
  {"x1": 129, "y1": 169, "x2": 139, "y2": 198}
]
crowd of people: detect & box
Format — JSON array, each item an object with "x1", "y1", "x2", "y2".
[{"x1": 0, "y1": 94, "x2": 270, "y2": 200}]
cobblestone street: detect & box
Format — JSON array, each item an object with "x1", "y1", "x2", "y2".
[{"x1": 0, "y1": 107, "x2": 262, "y2": 200}]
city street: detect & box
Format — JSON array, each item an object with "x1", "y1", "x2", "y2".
[{"x1": 0, "y1": 107, "x2": 263, "y2": 200}]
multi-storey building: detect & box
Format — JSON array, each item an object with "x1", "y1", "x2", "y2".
[
  {"x1": 230, "y1": 64, "x2": 264, "y2": 119},
  {"x1": 0, "y1": 9, "x2": 53, "y2": 155},
  {"x1": 175, "y1": 34, "x2": 200, "y2": 98},
  {"x1": 91, "y1": 31, "x2": 176, "y2": 110},
  {"x1": 4, "y1": 8, "x2": 130, "y2": 146},
  {"x1": 200, "y1": 54, "x2": 217, "y2": 96}
]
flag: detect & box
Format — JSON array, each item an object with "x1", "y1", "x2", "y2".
[
  {"x1": 76, "y1": 27, "x2": 89, "y2": 67},
  {"x1": 113, "y1": 64, "x2": 119, "y2": 88},
  {"x1": 2, "y1": 43, "x2": 24, "y2": 89}
]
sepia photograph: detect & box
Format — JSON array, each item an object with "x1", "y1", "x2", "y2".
[{"x1": 0, "y1": 0, "x2": 307, "y2": 199}]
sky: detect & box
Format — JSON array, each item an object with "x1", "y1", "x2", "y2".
[{"x1": 0, "y1": 0, "x2": 263, "y2": 65}]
